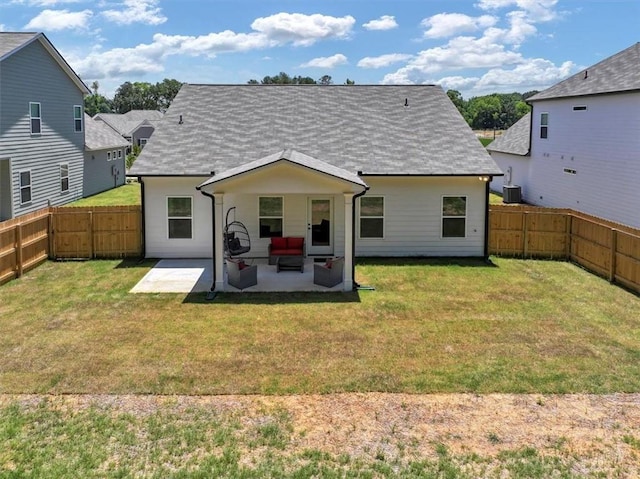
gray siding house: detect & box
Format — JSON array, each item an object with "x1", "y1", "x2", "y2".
[
  {"x1": 84, "y1": 114, "x2": 129, "y2": 197},
  {"x1": 0, "y1": 32, "x2": 90, "y2": 221},
  {"x1": 93, "y1": 110, "x2": 163, "y2": 151}
]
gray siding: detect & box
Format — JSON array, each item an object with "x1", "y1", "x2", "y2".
[
  {"x1": 0, "y1": 158, "x2": 11, "y2": 220},
  {"x1": 83, "y1": 148, "x2": 126, "y2": 197},
  {"x1": 0, "y1": 40, "x2": 86, "y2": 216},
  {"x1": 132, "y1": 125, "x2": 155, "y2": 148}
]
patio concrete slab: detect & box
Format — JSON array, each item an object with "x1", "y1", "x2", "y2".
[{"x1": 130, "y1": 258, "x2": 344, "y2": 293}]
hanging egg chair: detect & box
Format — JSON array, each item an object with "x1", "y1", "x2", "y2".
[{"x1": 224, "y1": 207, "x2": 251, "y2": 257}]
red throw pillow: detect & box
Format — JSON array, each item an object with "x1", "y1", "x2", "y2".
[
  {"x1": 271, "y1": 237, "x2": 287, "y2": 249},
  {"x1": 324, "y1": 260, "x2": 333, "y2": 269},
  {"x1": 288, "y1": 237, "x2": 304, "y2": 249},
  {"x1": 238, "y1": 260, "x2": 247, "y2": 270}
]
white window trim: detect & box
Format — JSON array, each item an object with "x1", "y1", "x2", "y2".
[
  {"x1": 540, "y1": 112, "x2": 549, "y2": 139},
  {"x1": 60, "y1": 163, "x2": 70, "y2": 193},
  {"x1": 358, "y1": 195, "x2": 385, "y2": 240},
  {"x1": 441, "y1": 195, "x2": 467, "y2": 239},
  {"x1": 167, "y1": 196, "x2": 193, "y2": 240},
  {"x1": 19, "y1": 170, "x2": 32, "y2": 205},
  {"x1": 258, "y1": 196, "x2": 284, "y2": 238},
  {"x1": 139, "y1": 138, "x2": 149, "y2": 147},
  {"x1": 73, "y1": 105, "x2": 83, "y2": 132},
  {"x1": 118, "y1": 149, "x2": 123, "y2": 159},
  {"x1": 29, "y1": 102, "x2": 41, "y2": 135},
  {"x1": 107, "y1": 151, "x2": 112, "y2": 161}
]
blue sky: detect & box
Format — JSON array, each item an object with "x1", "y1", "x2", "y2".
[{"x1": 1, "y1": 0, "x2": 638, "y2": 97}]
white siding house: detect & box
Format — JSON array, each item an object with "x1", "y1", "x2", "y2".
[
  {"x1": 489, "y1": 42, "x2": 640, "y2": 228},
  {"x1": 130, "y1": 84, "x2": 503, "y2": 292},
  {"x1": 0, "y1": 32, "x2": 90, "y2": 220}
]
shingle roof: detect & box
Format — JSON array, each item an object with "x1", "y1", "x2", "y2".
[
  {"x1": 130, "y1": 84, "x2": 501, "y2": 177},
  {"x1": 123, "y1": 110, "x2": 164, "y2": 121},
  {"x1": 0, "y1": 32, "x2": 90, "y2": 94},
  {"x1": 94, "y1": 111, "x2": 162, "y2": 137},
  {"x1": 199, "y1": 149, "x2": 368, "y2": 190},
  {"x1": 528, "y1": 42, "x2": 640, "y2": 101},
  {"x1": 486, "y1": 113, "x2": 531, "y2": 156},
  {"x1": 84, "y1": 114, "x2": 131, "y2": 151}
]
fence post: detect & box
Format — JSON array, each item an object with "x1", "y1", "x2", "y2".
[
  {"x1": 16, "y1": 223, "x2": 23, "y2": 278},
  {"x1": 89, "y1": 211, "x2": 94, "y2": 259},
  {"x1": 609, "y1": 229, "x2": 617, "y2": 283},
  {"x1": 523, "y1": 212, "x2": 529, "y2": 257},
  {"x1": 565, "y1": 214, "x2": 572, "y2": 260}
]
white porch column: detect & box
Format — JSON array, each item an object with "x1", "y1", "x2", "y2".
[
  {"x1": 343, "y1": 193, "x2": 354, "y2": 291},
  {"x1": 214, "y1": 193, "x2": 225, "y2": 292}
]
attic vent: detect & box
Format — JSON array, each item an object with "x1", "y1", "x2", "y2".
[
  {"x1": 583, "y1": 70, "x2": 588, "y2": 79},
  {"x1": 573, "y1": 105, "x2": 587, "y2": 111}
]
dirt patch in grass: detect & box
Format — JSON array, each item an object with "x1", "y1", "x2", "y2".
[{"x1": 2, "y1": 392, "x2": 639, "y2": 474}]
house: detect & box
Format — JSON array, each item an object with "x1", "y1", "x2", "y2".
[
  {"x1": 93, "y1": 110, "x2": 163, "y2": 150},
  {"x1": 0, "y1": 32, "x2": 90, "y2": 221},
  {"x1": 129, "y1": 84, "x2": 503, "y2": 291},
  {"x1": 489, "y1": 42, "x2": 640, "y2": 228},
  {"x1": 83, "y1": 114, "x2": 130, "y2": 197}
]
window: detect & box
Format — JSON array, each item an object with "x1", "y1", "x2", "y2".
[
  {"x1": 113, "y1": 150, "x2": 117, "y2": 160},
  {"x1": 359, "y1": 196, "x2": 384, "y2": 238},
  {"x1": 540, "y1": 112, "x2": 548, "y2": 139},
  {"x1": 30, "y1": 102, "x2": 41, "y2": 134},
  {"x1": 107, "y1": 151, "x2": 111, "y2": 161},
  {"x1": 60, "y1": 164, "x2": 69, "y2": 192},
  {"x1": 20, "y1": 171, "x2": 32, "y2": 204},
  {"x1": 139, "y1": 138, "x2": 148, "y2": 147},
  {"x1": 442, "y1": 196, "x2": 466, "y2": 238},
  {"x1": 259, "y1": 196, "x2": 283, "y2": 238},
  {"x1": 73, "y1": 105, "x2": 83, "y2": 132},
  {"x1": 118, "y1": 149, "x2": 122, "y2": 159},
  {"x1": 167, "y1": 197, "x2": 193, "y2": 239}
]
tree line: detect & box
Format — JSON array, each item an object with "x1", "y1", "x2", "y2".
[{"x1": 84, "y1": 74, "x2": 534, "y2": 132}]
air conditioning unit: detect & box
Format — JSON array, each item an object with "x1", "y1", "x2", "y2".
[{"x1": 503, "y1": 185, "x2": 522, "y2": 204}]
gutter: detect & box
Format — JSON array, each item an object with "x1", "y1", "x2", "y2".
[{"x1": 197, "y1": 187, "x2": 217, "y2": 294}]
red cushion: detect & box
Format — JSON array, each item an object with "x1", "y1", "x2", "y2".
[
  {"x1": 324, "y1": 260, "x2": 333, "y2": 269},
  {"x1": 287, "y1": 237, "x2": 304, "y2": 249},
  {"x1": 238, "y1": 260, "x2": 247, "y2": 270},
  {"x1": 271, "y1": 237, "x2": 287, "y2": 249}
]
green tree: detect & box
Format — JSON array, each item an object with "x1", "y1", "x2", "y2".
[
  {"x1": 345, "y1": 78, "x2": 355, "y2": 85},
  {"x1": 126, "y1": 144, "x2": 141, "y2": 170},
  {"x1": 318, "y1": 75, "x2": 333, "y2": 85},
  {"x1": 113, "y1": 79, "x2": 182, "y2": 113},
  {"x1": 84, "y1": 81, "x2": 113, "y2": 116},
  {"x1": 154, "y1": 78, "x2": 182, "y2": 112}
]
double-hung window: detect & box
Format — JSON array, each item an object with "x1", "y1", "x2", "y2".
[
  {"x1": 60, "y1": 164, "x2": 69, "y2": 192},
  {"x1": 20, "y1": 171, "x2": 32, "y2": 204},
  {"x1": 442, "y1": 196, "x2": 467, "y2": 238},
  {"x1": 30, "y1": 102, "x2": 41, "y2": 134},
  {"x1": 167, "y1": 197, "x2": 193, "y2": 239},
  {"x1": 259, "y1": 196, "x2": 283, "y2": 238},
  {"x1": 540, "y1": 112, "x2": 549, "y2": 139},
  {"x1": 73, "y1": 106, "x2": 83, "y2": 132},
  {"x1": 359, "y1": 196, "x2": 384, "y2": 238}
]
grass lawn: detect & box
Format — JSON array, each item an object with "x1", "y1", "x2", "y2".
[
  {"x1": 1, "y1": 257, "x2": 639, "y2": 395},
  {"x1": 66, "y1": 181, "x2": 141, "y2": 206}
]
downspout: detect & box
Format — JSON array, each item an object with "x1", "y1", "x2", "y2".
[
  {"x1": 351, "y1": 186, "x2": 369, "y2": 290},
  {"x1": 197, "y1": 187, "x2": 217, "y2": 292},
  {"x1": 484, "y1": 178, "x2": 491, "y2": 261},
  {"x1": 138, "y1": 176, "x2": 146, "y2": 259}
]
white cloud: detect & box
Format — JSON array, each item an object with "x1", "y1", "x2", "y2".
[
  {"x1": 434, "y1": 75, "x2": 481, "y2": 91},
  {"x1": 251, "y1": 13, "x2": 355, "y2": 47},
  {"x1": 102, "y1": 0, "x2": 166, "y2": 26},
  {"x1": 24, "y1": 8, "x2": 92, "y2": 31},
  {"x1": 477, "y1": 0, "x2": 559, "y2": 22},
  {"x1": 11, "y1": 0, "x2": 82, "y2": 5},
  {"x1": 421, "y1": 13, "x2": 497, "y2": 38},
  {"x1": 301, "y1": 53, "x2": 347, "y2": 68},
  {"x1": 362, "y1": 15, "x2": 398, "y2": 31},
  {"x1": 475, "y1": 58, "x2": 574, "y2": 90},
  {"x1": 357, "y1": 53, "x2": 413, "y2": 69}
]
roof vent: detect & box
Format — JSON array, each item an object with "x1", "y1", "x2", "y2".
[
  {"x1": 178, "y1": 114, "x2": 183, "y2": 124},
  {"x1": 583, "y1": 70, "x2": 588, "y2": 79},
  {"x1": 404, "y1": 98, "x2": 409, "y2": 107}
]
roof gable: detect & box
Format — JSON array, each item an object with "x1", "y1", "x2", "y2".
[
  {"x1": 0, "y1": 32, "x2": 90, "y2": 95},
  {"x1": 85, "y1": 114, "x2": 131, "y2": 151},
  {"x1": 529, "y1": 42, "x2": 640, "y2": 101},
  {"x1": 131, "y1": 84, "x2": 501, "y2": 178},
  {"x1": 486, "y1": 113, "x2": 531, "y2": 156}
]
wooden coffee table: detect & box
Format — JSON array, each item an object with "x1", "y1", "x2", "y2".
[{"x1": 276, "y1": 256, "x2": 304, "y2": 273}]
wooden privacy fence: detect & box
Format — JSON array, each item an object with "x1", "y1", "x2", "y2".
[
  {"x1": 0, "y1": 206, "x2": 142, "y2": 285},
  {"x1": 490, "y1": 205, "x2": 640, "y2": 294}
]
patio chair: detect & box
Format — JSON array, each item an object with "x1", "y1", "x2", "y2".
[
  {"x1": 226, "y1": 259, "x2": 257, "y2": 290},
  {"x1": 313, "y1": 257, "x2": 344, "y2": 288}
]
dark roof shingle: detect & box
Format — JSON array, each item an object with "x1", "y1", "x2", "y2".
[{"x1": 486, "y1": 113, "x2": 531, "y2": 156}]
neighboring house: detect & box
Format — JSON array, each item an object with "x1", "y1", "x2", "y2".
[
  {"x1": 93, "y1": 110, "x2": 163, "y2": 150},
  {"x1": 489, "y1": 42, "x2": 640, "y2": 228},
  {"x1": 83, "y1": 114, "x2": 129, "y2": 197},
  {"x1": 0, "y1": 32, "x2": 90, "y2": 221},
  {"x1": 129, "y1": 84, "x2": 503, "y2": 291}
]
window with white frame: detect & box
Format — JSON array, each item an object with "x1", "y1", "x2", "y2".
[
  {"x1": 30, "y1": 102, "x2": 41, "y2": 134},
  {"x1": 113, "y1": 150, "x2": 117, "y2": 160},
  {"x1": 73, "y1": 105, "x2": 83, "y2": 132},
  {"x1": 107, "y1": 151, "x2": 111, "y2": 161},
  {"x1": 60, "y1": 164, "x2": 69, "y2": 192},
  {"x1": 442, "y1": 196, "x2": 467, "y2": 238},
  {"x1": 167, "y1": 197, "x2": 193, "y2": 239},
  {"x1": 540, "y1": 112, "x2": 549, "y2": 139},
  {"x1": 20, "y1": 171, "x2": 32, "y2": 204},
  {"x1": 359, "y1": 196, "x2": 384, "y2": 238},
  {"x1": 139, "y1": 138, "x2": 149, "y2": 147},
  {"x1": 259, "y1": 196, "x2": 283, "y2": 238},
  {"x1": 118, "y1": 149, "x2": 122, "y2": 159}
]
